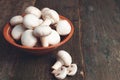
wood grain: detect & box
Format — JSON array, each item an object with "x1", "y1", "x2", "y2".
[{"x1": 80, "y1": 0, "x2": 120, "y2": 80}]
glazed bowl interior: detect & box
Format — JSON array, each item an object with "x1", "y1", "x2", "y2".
[{"x1": 3, "y1": 15, "x2": 74, "y2": 55}]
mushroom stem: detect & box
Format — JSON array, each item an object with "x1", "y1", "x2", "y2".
[
  {"x1": 40, "y1": 37, "x2": 49, "y2": 47},
  {"x1": 41, "y1": 19, "x2": 52, "y2": 26},
  {"x1": 52, "y1": 60, "x2": 62, "y2": 70}
]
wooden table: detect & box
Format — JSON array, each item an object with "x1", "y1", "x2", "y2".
[{"x1": 0, "y1": 0, "x2": 120, "y2": 80}]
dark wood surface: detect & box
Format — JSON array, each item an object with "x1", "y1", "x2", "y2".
[
  {"x1": 80, "y1": 0, "x2": 120, "y2": 80},
  {"x1": 0, "y1": 0, "x2": 120, "y2": 80}
]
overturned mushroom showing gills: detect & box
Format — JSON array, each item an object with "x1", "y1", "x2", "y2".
[
  {"x1": 40, "y1": 29, "x2": 60, "y2": 47},
  {"x1": 41, "y1": 9, "x2": 59, "y2": 25},
  {"x1": 55, "y1": 20, "x2": 71, "y2": 36},
  {"x1": 67, "y1": 64, "x2": 77, "y2": 76},
  {"x1": 10, "y1": 15, "x2": 23, "y2": 26},
  {"x1": 25, "y1": 6, "x2": 41, "y2": 18},
  {"x1": 11, "y1": 24, "x2": 26, "y2": 40},
  {"x1": 21, "y1": 30, "x2": 37, "y2": 47},
  {"x1": 52, "y1": 50, "x2": 72, "y2": 70},
  {"x1": 52, "y1": 66, "x2": 67, "y2": 80},
  {"x1": 33, "y1": 25, "x2": 52, "y2": 37},
  {"x1": 23, "y1": 14, "x2": 43, "y2": 29}
]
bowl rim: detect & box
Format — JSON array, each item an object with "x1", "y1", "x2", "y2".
[{"x1": 3, "y1": 15, "x2": 74, "y2": 50}]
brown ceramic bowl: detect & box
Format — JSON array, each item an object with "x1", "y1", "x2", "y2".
[{"x1": 3, "y1": 15, "x2": 74, "y2": 55}]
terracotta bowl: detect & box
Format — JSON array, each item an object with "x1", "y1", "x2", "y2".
[{"x1": 3, "y1": 15, "x2": 74, "y2": 55}]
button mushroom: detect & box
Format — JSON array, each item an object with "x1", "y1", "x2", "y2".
[
  {"x1": 11, "y1": 24, "x2": 26, "y2": 40},
  {"x1": 52, "y1": 50, "x2": 72, "y2": 70},
  {"x1": 41, "y1": 7, "x2": 50, "y2": 14},
  {"x1": 23, "y1": 14, "x2": 43, "y2": 29},
  {"x1": 10, "y1": 15, "x2": 23, "y2": 26},
  {"x1": 55, "y1": 20, "x2": 71, "y2": 36},
  {"x1": 41, "y1": 9, "x2": 59, "y2": 25},
  {"x1": 52, "y1": 66, "x2": 67, "y2": 80},
  {"x1": 21, "y1": 30, "x2": 37, "y2": 47},
  {"x1": 40, "y1": 29, "x2": 60, "y2": 47},
  {"x1": 67, "y1": 64, "x2": 77, "y2": 76},
  {"x1": 25, "y1": 6, "x2": 41, "y2": 18},
  {"x1": 33, "y1": 25, "x2": 52, "y2": 37}
]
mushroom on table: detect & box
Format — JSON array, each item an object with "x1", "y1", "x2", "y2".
[
  {"x1": 52, "y1": 66, "x2": 68, "y2": 80},
  {"x1": 52, "y1": 50, "x2": 72, "y2": 70},
  {"x1": 67, "y1": 64, "x2": 78, "y2": 76}
]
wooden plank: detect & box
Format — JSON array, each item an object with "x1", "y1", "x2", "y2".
[
  {"x1": 80, "y1": 0, "x2": 120, "y2": 80},
  {"x1": 12, "y1": 0, "x2": 84, "y2": 80},
  {"x1": 0, "y1": 0, "x2": 35, "y2": 80}
]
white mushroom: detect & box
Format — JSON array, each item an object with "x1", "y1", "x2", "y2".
[
  {"x1": 25, "y1": 6, "x2": 41, "y2": 18},
  {"x1": 33, "y1": 25, "x2": 52, "y2": 37},
  {"x1": 67, "y1": 64, "x2": 77, "y2": 76},
  {"x1": 10, "y1": 15, "x2": 23, "y2": 26},
  {"x1": 52, "y1": 66, "x2": 67, "y2": 80},
  {"x1": 23, "y1": 14, "x2": 43, "y2": 29},
  {"x1": 52, "y1": 50, "x2": 72, "y2": 70},
  {"x1": 55, "y1": 20, "x2": 71, "y2": 36},
  {"x1": 40, "y1": 29, "x2": 60, "y2": 47},
  {"x1": 41, "y1": 9, "x2": 59, "y2": 25},
  {"x1": 41, "y1": 7, "x2": 50, "y2": 14},
  {"x1": 21, "y1": 30, "x2": 37, "y2": 47},
  {"x1": 11, "y1": 24, "x2": 26, "y2": 40}
]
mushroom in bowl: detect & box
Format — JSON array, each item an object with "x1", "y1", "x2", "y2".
[{"x1": 3, "y1": 6, "x2": 74, "y2": 55}]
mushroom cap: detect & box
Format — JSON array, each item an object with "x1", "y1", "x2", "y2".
[
  {"x1": 67, "y1": 64, "x2": 77, "y2": 76},
  {"x1": 11, "y1": 24, "x2": 26, "y2": 40},
  {"x1": 56, "y1": 20, "x2": 71, "y2": 36},
  {"x1": 10, "y1": 15, "x2": 23, "y2": 26},
  {"x1": 21, "y1": 30, "x2": 37, "y2": 47},
  {"x1": 57, "y1": 50, "x2": 72, "y2": 66},
  {"x1": 23, "y1": 14, "x2": 42, "y2": 29},
  {"x1": 41, "y1": 7, "x2": 50, "y2": 14},
  {"x1": 25, "y1": 6, "x2": 41, "y2": 18},
  {"x1": 33, "y1": 25, "x2": 52, "y2": 37},
  {"x1": 42, "y1": 9, "x2": 59, "y2": 24},
  {"x1": 41, "y1": 29, "x2": 60, "y2": 47},
  {"x1": 52, "y1": 66, "x2": 67, "y2": 79}
]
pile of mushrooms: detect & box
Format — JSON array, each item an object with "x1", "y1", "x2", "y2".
[
  {"x1": 10, "y1": 6, "x2": 77, "y2": 79},
  {"x1": 52, "y1": 50, "x2": 77, "y2": 79},
  {"x1": 10, "y1": 6, "x2": 71, "y2": 47}
]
